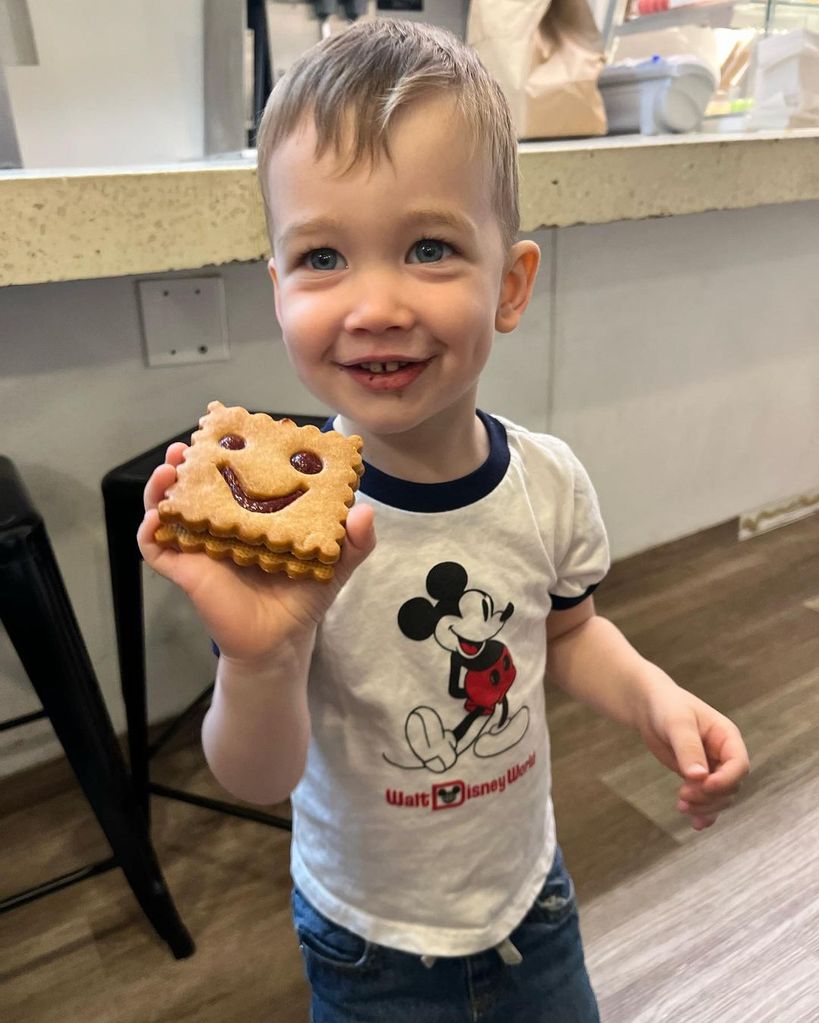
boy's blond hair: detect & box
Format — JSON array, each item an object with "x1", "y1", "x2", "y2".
[{"x1": 255, "y1": 18, "x2": 519, "y2": 251}]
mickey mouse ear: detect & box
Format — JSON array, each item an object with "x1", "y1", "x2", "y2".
[
  {"x1": 426, "y1": 561, "x2": 468, "y2": 601},
  {"x1": 397, "y1": 597, "x2": 438, "y2": 641}
]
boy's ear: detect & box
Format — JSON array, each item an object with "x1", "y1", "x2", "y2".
[
  {"x1": 495, "y1": 241, "x2": 540, "y2": 334},
  {"x1": 267, "y1": 258, "x2": 283, "y2": 325}
]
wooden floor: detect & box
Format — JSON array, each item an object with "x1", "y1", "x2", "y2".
[{"x1": 2, "y1": 513, "x2": 818, "y2": 1022}]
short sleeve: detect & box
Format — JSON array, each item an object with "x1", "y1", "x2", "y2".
[{"x1": 549, "y1": 451, "x2": 610, "y2": 610}]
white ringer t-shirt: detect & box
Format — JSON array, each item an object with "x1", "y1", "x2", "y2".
[{"x1": 289, "y1": 411, "x2": 610, "y2": 958}]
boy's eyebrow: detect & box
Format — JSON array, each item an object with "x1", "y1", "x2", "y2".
[
  {"x1": 404, "y1": 208, "x2": 479, "y2": 240},
  {"x1": 276, "y1": 216, "x2": 343, "y2": 250},
  {"x1": 276, "y1": 208, "x2": 478, "y2": 249}
]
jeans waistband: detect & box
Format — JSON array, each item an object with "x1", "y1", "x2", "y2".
[{"x1": 420, "y1": 935, "x2": 523, "y2": 969}]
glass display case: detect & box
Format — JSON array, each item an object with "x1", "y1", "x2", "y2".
[
  {"x1": 605, "y1": 0, "x2": 819, "y2": 44},
  {"x1": 601, "y1": 0, "x2": 819, "y2": 131}
]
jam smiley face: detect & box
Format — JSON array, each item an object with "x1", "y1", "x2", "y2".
[
  {"x1": 290, "y1": 451, "x2": 323, "y2": 474},
  {"x1": 218, "y1": 464, "x2": 306, "y2": 514},
  {"x1": 216, "y1": 434, "x2": 325, "y2": 514},
  {"x1": 156, "y1": 401, "x2": 363, "y2": 577}
]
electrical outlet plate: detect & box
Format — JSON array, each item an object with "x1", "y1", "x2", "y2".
[{"x1": 138, "y1": 276, "x2": 230, "y2": 367}]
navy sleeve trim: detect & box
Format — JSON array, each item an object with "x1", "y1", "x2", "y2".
[{"x1": 549, "y1": 583, "x2": 600, "y2": 610}]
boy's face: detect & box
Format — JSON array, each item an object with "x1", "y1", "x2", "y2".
[{"x1": 266, "y1": 95, "x2": 536, "y2": 441}]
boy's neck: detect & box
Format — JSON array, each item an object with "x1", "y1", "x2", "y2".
[{"x1": 336, "y1": 405, "x2": 490, "y2": 484}]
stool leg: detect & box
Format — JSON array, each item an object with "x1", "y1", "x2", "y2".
[
  {"x1": 0, "y1": 530, "x2": 194, "y2": 959},
  {"x1": 103, "y1": 493, "x2": 151, "y2": 822}
]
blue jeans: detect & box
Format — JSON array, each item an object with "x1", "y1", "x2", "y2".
[{"x1": 292, "y1": 846, "x2": 600, "y2": 1022}]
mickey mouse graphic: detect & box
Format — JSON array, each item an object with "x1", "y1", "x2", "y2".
[{"x1": 392, "y1": 562, "x2": 529, "y2": 773}]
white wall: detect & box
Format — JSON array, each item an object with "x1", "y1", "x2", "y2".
[{"x1": 552, "y1": 204, "x2": 819, "y2": 556}]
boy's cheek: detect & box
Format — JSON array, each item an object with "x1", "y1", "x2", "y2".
[
  {"x1": 278, "y1": 308, "x2": 334, "y2": 368},
  {"x1": 272, "y1": 291, "x2": 284, "y2": 328},
  {"x1": 278, "y1": 336, "x2": 316, "y2": 388},
  {"x1": 267, "y1": 261, "x2": 286, "y2": 327}
]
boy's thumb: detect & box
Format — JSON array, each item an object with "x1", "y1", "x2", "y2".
[
  {"x1": 669, "y1": 725, "x2": 709, "y2": 780},
  {"x1": 335, "y1": 503, "x2": 376, "y2": 582}
]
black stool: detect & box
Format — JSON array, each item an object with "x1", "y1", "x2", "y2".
[
  {"x1": 0, "y1": 456, "x2": 193, "y2": 959},
  {"x1": 101, "y1": 413, "x2": 325, "y2": 832}
]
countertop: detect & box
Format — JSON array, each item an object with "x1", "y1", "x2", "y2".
[{"x1": 2, "y1": 128, "x2": 819, "y2": 287}]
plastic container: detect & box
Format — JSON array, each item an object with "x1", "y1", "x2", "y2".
[
  {"x1": 599, "y1": 54, "x2": 718, "y2": 134},
  {"x1": 755, "y1": 29, "x2": 819, "y2": 102}
]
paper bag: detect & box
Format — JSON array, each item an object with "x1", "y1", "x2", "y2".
[
  {"x1": 468, "y1": 0, "x2": 607, "y2": 139},
  {"x1": 749, "y1": 29, "x2": 819, "y2": 131}
]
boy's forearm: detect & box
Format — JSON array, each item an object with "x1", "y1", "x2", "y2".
[
  {"x1": 202, "y1": 640, "x2": 313, "y2": 806},
  {"x1": 545, "y1": 614, "x2": 676, "y2": 730}
]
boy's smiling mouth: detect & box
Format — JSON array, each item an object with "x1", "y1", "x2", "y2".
[
  {"x1": 339, "y1": 357, "x2": 431, "y2": 391},
  {"x1": 357, "y1": 361, "x2": 412, "y2": 374}
]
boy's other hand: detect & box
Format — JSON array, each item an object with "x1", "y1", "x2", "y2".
[
  {"x1": 137, "y1": 442, "x2": 376, "y2": 662},
  {"x1": 638, "y1": 685, "x2": 749, "y2": 832}
]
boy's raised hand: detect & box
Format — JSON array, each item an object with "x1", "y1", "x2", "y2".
[
  {"x1": 137, "y1": 442, "x2": 376, "y2": 661},
  {"x1": 638, "y1": 685, "x2": 750, "y2": 831}
]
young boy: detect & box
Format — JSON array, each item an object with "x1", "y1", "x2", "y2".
[{"x1": 138, "y1": 19, "x2": 749, "y2": 1022}]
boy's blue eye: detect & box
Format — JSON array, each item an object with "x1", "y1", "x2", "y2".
[
  {"x1": 409, "y1": 239, "x2": 452, "y2": 264},
  {"x1": 306, "y1": 248, "x2": 342, "y2": 271}
]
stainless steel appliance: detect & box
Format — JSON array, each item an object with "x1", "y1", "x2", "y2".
[{"x1": 203, "y1": 0, "x2": 470, "y2": 157}]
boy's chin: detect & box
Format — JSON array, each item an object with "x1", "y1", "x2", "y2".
[
  {"x1": 337, "y1": 403, "x2": 477, "y2": 441},
  {"x1": 337, "y1": 410, "x2": 421, "y2": 438},
  {"x1": 334, "y1": 402, "x2": 433, "y2": 437}
]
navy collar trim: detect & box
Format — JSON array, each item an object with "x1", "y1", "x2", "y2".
[{"x1": 322, "y1": 410, "x2": 510, "y2": 513}]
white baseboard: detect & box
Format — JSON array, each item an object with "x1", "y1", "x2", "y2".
[{"x1": 739, "y1": 489, "x2": 819, "y2": 541}]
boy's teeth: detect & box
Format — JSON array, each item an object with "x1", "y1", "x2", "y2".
[{"x1": 360, "y1": 361, "x2": 406, "y2": 373}]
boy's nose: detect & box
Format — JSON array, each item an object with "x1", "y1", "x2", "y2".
[{"x1": 343, "y1": 272, "x2": 416, "y2": 336}]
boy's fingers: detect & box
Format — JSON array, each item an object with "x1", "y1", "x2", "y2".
[
  {"x1": 165, "y1": 442, "x2": 188, "y2": 465},
  {"x1": 680, "y1": 771, "x2": 742, "y2": 797},
  {"x1": 678, "y1": 795, "x2": 734, "y2": 815},
  {"x1": 137, "y1": 508, "x2": 162, "y2": 560},
  {"x1": 142, "y1": 444, "x2": 187, "y2": 512},
  {"x1": 679, "y1": 781, "x2": 740, "y2": 804},
  {"x1": 702, "y1": 733, "x2": 750, "y2": 793},
  {"x1": 143, "y1": 463, "x2": 177, "y2": 512},
  {"x1": 137, "y1": 508, "x2": 190, "y2": 583},
  {"x1": 344, "y1": 503, "x2": 376, "y2": 562},
  {"x1": 668, "y1": 722, "x2": 709, "y2": 780},
  {"x1": 330, "y1": 503, "x2": 376, "y2": 591}
]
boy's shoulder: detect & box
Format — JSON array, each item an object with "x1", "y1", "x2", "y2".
[
  {"x1": 492, "y1": 414, "x2": 583, "y2": 481},
  {"x1": 492, "y1": 414, "x2": 608, "y2": 569}
]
